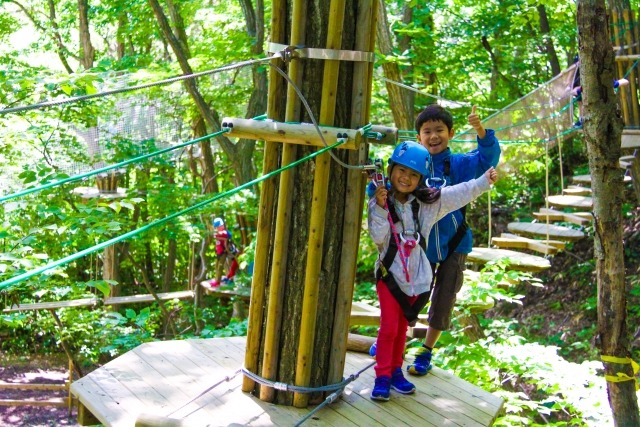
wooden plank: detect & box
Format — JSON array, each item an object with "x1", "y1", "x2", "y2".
[
  {"x1": 104, "y1": 290, "x2": 194, "y2": 306},
  {"x1": 501, "y1": 232, "x2": 566, "y2": 250},
  {"x1": 199, "y1": 281, "x2": 250, "y2": 300},
  {"x1": 491, "y1": 235, "x2": 559, "y2": 255},
  {"x1": 0, "y1": 383, "x2": 68, "y2": 391},
  {"x1": 508, "y1": 222, "x2": 585, "y2": 241},
  {"x1": 345, "y1": 357, "x2": 493, "y2": 426},
  {"x1": 572, "y1": 174, "x2": 632, "y2": 185},
  {"x1": 562, "y1": 186, "x2": 592, "y2": 196},
  {"x1": 546, "y1": 195, "x2": 593, "y2": 210},
  {"x1": 532, "y1": 208, "x2": 591, "y2": 226},
  {"x1": 3, "y1": 297, "x2": 98, "y2": 313},
  {"x1": 70, "y1": 368, "x2": 143, "y2": 427},
  {"x1": 622, "y1": 129, "x2": 640, "y2": 148},
  {"x1": 0, "y1": 397, "x2": 69, "y2": 407},
  {"x1": 467, "y1": 247, "x2": 551, "y2": 272}
]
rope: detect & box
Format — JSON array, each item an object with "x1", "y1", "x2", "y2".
[
  {"x1": 0, "y1": 129, "x2": 229, "y2": 203},
  {"x1": 0, "y1": 57, "x2": 275, "y2": 116},
  {"x1": 0, "y1": 139, "x2": 346, "y2": 292},
  {"x1": 545, "y1": 136, "x2": 550, "y2": 244},
  {"x1": 268, "y1": 62, "x2": 366, "y2": 171},
  {"x1": 487, "y1": 191, "x2": 492, "y2": 247},
  {"x1": 242, "y1": 359, "x2": 375, "y2": 395},
  {"x1": 386, "y1": 200, "x2": 411, "y2": 283},
  {"x1": 292, "y1": 360, "x2": 375, "y2": 426},
  {"x1": 165, "y1": 369, "x2": 242, "y2": 417}
]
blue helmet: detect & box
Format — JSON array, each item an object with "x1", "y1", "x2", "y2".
[
  {"x1": 388, "y1": 141, "x2": 431, "y2": 177},
  {"x1": 213, "y1": 217, "x2": 224, "y2": 227}
]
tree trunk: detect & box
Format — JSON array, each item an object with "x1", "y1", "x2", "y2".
[
  {"x1": 376, "y1": 0, "x2": 413, "y2": 130},
  {"x1": 147, "y1": 0, "x2": 257, "y2": 188},
  {"x1": 537, "y1": 4, "x2": 561, "y2": 76},
  {"x1": 78, "y1": 0, "x2": 95, "y2": 69},
  {"x1": 577, "y1": 2, "x2": 640, "y2": 426},
  {"x1": 243, "y1": 0, "x2": 374, "y2": 408}
]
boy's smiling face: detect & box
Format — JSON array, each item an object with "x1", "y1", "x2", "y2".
[{"x1": 417, "y1": 119, "x2": 455, "y2": 155}]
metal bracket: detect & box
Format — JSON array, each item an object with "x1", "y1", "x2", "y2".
[{"x1": 268, "y1": 42, "x2": 375, "y2": 63}]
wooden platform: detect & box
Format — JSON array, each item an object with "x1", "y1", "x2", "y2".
[
  {"x1": 70, "y1": 337, "x2": 503, "y2": 427},
  {"x1": 467, "y1": 247, "x2": 551, "y2": 272},
  {"x1": 508, "y1": 222, "x2": 585, "y2": 241}
]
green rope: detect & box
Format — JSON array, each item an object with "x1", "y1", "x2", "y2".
[
  {"x1": 0, "y1": 129, "x2": 230, "y2": 203},
  {"x1": 0, "y1": 139, "x2": 346, "y2": 292}
]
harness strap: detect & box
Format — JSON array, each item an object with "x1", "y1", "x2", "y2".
[
  {"x1": 442, "y1": 158, "x2": 468, "y2": 260},
  {"x1": 379, "y1": 197, "x2": 429, "y2": 324},
  {"x1": 376, "y1": 268, "x2": 430, "y2": 326}
]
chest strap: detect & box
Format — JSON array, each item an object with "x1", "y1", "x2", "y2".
[{"x1": 377, "y1": 198, "x2": 429, "y2": 325}]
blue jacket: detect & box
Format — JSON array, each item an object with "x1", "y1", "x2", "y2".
[{"x1": 426, "y1": 129, "x2": 500, "y2": 262}]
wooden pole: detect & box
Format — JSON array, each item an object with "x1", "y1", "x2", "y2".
[
  {"x1": 612, "y1": 13, "x2": 630, "y2": 124},
  {"x1": 259, "y1": 0, "x2": 307, "y2": 402},
  {"x1": 293, "y1": 0, "x2": 346, "y2": 407},
  {"x1": 327, "y1": 0, "x2": 377, "y2": 385},
  {"x1": 222, "y1": 117, "x2": 360, "y2": 149},
  {"x1": 624, "y1": 9, "x2": 640, "y2": 126}
]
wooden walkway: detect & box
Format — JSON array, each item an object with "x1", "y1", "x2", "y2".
[{"x1": 71, "y1": 337, "x2": 503, "y2": 427}]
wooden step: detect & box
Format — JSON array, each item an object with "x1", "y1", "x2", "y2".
[
  {"x1": 622, "y1": 128, "x2": 640, "y2": 149},
  {"x1": 491, "y1": 233, "x2": 560, "y2": 255},
  {"x1": 508, "y1": 222, "x2": 585, "y2": 241},
  {"x1": 467, "y1": 247, "x2": 551, "y2": 272},
  {"x1": 562, "y1": 186, "x2": 592, "y2": 196},
  {"x1": 104, "y1": 290, "x2": 194, "y2": 306},
  {"x1": 572, "y1": 174, "x2": 632, "y2": 185},
  {"x1": 546, "y1": 194, "x2": 593, "y2": 210},
  {"x1": 533, "y1": 208, "x2": 592, "y2": 226}
]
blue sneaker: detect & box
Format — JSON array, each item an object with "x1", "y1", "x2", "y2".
[
  {"x1": 407, "y1": 345, "x2": 433, "y2": 376},
  {"x1": 369, "y1": 341, "x2": 376, "y2": 359},
  {"x1": 370, "y1": 376, "x2": 391, "y2": 401},
  {"x1": 391, "y1": 368, "x2": 415, "y2": 394}
]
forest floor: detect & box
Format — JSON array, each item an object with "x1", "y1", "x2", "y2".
[
  {"x1": 1, "y1": 209, "x2": 638, "y2": 427},
  {"x1": 0, "y1": 353, "x2": 82, "y2": 426}
]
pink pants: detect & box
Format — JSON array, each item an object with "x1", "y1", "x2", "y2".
[{"x1": 374, "y1": 279, "x2": 417, "y2": 378}]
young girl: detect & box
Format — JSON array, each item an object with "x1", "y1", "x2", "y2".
[
  {"x1": 368, "y1": 141, "x2": 497, "y2": 401},
  {"x1": 210, "y1": 217, "x2": 239, "y2": 287}
]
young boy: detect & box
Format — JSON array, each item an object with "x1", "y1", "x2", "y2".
[
  {"x1": 407, "y1": 104, "x2": 500, "y2": 376},
  {"x1": 368, "y1": 140, "x2": 497, "y2": 401}
]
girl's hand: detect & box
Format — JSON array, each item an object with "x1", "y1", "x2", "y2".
[
  {"x1": 485, "y1": 167, "x2": 498, "y2": 185},
  {"x1": 375, "y1": 185, "x2": 388, "y2": 208},
  {"x1": 467, "y1": 105, "x2": 486, "y2": 139}
]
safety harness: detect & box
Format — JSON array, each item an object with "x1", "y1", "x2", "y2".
[
  {"x1": 441, "y1": 158, "x2": 468, "y2": 261},
  {"x1": 376, "y1": 198, "x2": 430, "y2": 326}
]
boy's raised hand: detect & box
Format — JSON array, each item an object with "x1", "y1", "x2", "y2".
[
  {"x1": 484, "y1": 167, "x2": 498, "y2": 185},
  {"x1": 467, "y1": 105, "x2": 486, "y2": 139}
]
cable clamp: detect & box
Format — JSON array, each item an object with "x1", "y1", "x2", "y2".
[{"x1": 273, "y1": 382, "x2": 289, "y2": 391}]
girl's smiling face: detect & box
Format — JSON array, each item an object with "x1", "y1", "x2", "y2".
[{"x1": 389, "y1": 165, "x2": 421, "y2": 202}]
